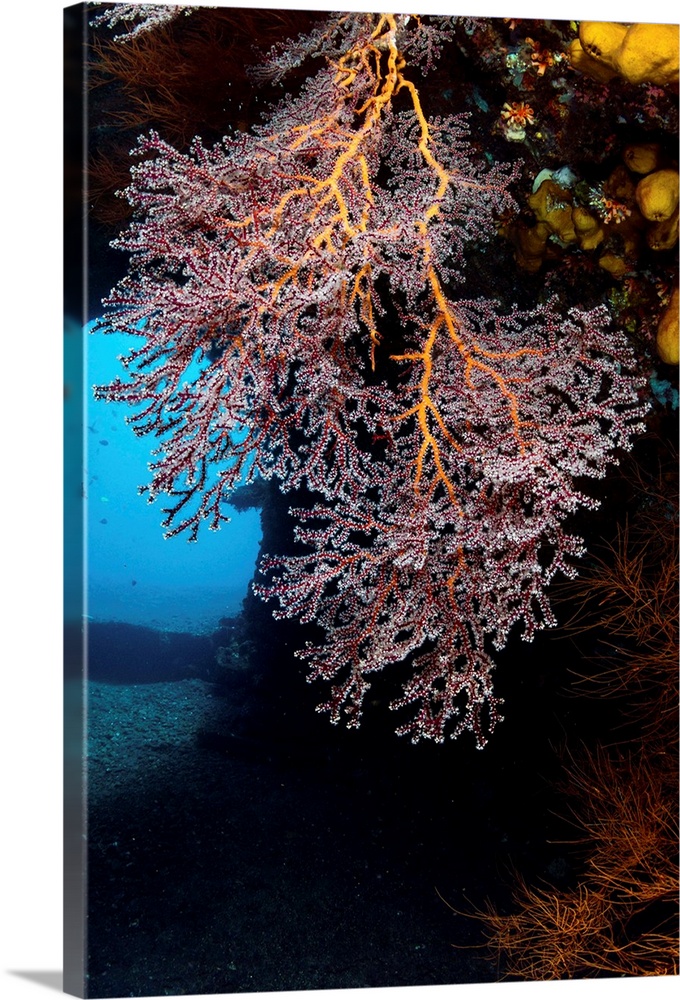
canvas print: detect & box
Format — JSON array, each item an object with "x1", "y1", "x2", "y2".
[{"x1": 63, "y1": 3, "x2": 679, "y2": 997}]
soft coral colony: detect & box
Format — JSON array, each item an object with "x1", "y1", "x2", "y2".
[{"x1": 93, "y1": 10, "x2": 653, "y2": 747}]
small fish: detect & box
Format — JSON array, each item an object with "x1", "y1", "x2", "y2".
[
  {"x1": 99, "y1": 439, "x2": 109, "y2": 446},
  {"x1": 100, "y1": 518, "x2": 108, "y2": 525}
]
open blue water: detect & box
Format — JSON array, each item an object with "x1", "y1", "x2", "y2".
[{"x1": 83, "y1": 319, "x2": 262, "y2": 635}]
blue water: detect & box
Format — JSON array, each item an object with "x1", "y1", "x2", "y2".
[{"x1": 83, "y1": 319, "x2": 262, "y2": 635}]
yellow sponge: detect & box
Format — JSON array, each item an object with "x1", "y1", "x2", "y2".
[
  {"x1": 635, "y1": 169, "x2": 679, "y2": 223},
  {"x1": 657, "y1": 287, "x2": 679, "y2": 365},
  {"x1": 575, "y1": 22, "x2": 679, "y2": 87},
  {"x1": 614, "y1": 23, "x2": 679, "y2": 86}
]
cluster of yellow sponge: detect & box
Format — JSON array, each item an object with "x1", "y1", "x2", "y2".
[
  {"x1": 503, "y1": 155, "x2": 678, "y2": 363},
  {"x1": 569, "y1": 22, "x2": 679, "y2": 87},
  {"x1": 507, "y1": 160, "x2": 678, "y2": 269},
  {"x1": 626, "y1": 151, "x2": 679, "y2": 364},
  {"x1": 624, "y1": 146, "x2": 679, "y2": 253}
]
